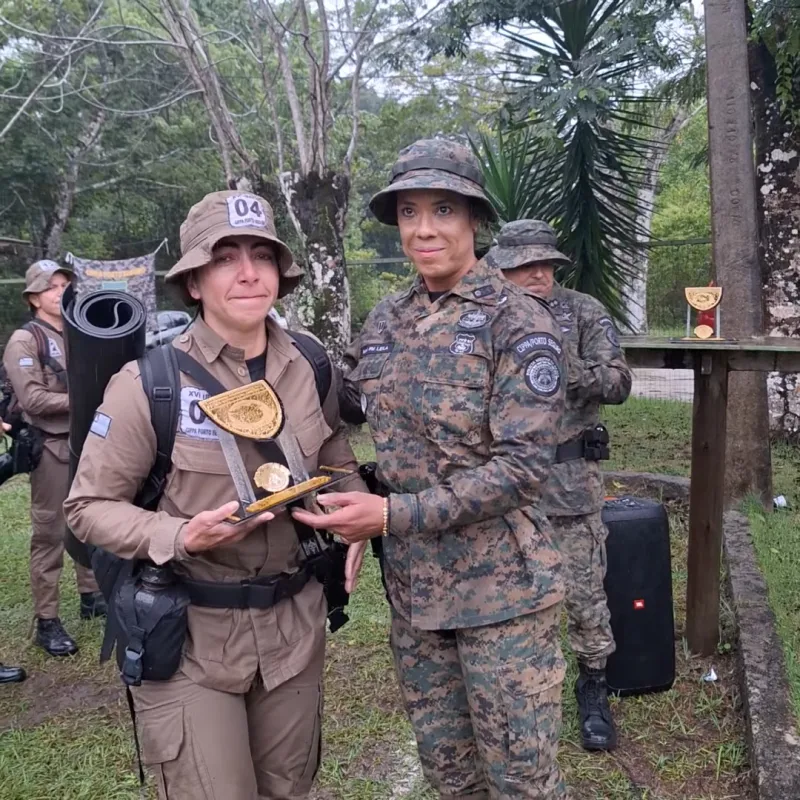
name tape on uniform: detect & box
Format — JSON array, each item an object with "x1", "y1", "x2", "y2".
[
  {"x1": 472, "y1": 285, "x2": 496, "y2": 299},
  {"x1": 48, "y1": 338, "x2": 62, "y2": 359},
  {"x1": 361, "y1": 342, "x2": 393, "y2": 357},
  {"x1": 180, "y1": 386, "x2": 219, "y2": 440},
  {"x1": 226, "y1": 194, "x2": 268, "y2": 230},
  {"x1": 90, "y1": 412, "x2": 112, "y2": 439},
  {"x1": 511, "y1": 332, "x2": 563, "y2": 362}
]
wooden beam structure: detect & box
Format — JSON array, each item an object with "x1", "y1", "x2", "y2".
[{"x1": 619, "y1": 337, "x2": 800, "y2": 655}]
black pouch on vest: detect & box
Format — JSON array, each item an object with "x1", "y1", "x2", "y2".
[{"x1": 111, "y1": 564, "x2": 190, "y2": 686}]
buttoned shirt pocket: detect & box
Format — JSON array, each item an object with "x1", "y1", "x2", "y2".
[
  {"x1": 165, "y1": 438, "x2": 236, "y2": 520},
  {"x1": 422, "y1": 354, "x2": 490, "y2": 445},
  {"x1": 293, "y1": 408, "x2": 333, "y2": 471},
  {"x1": 347, "y1": 354, "x2": 389, "y2": 429}
]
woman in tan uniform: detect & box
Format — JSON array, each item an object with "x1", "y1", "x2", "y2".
[
  {"x1": 65, "y1": 191, "x2": 367, "y2": 800},
  {"x1": 3, "y1": 260, "x2": 103, "y2": 658}
]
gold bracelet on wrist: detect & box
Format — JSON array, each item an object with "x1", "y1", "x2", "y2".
[{"x1": 382, "y1": 497, "x2": 389, "y2": 537}]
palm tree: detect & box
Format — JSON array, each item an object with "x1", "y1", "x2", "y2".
[{"x1": 467, "y1": 0, "x2": 680, "y2": 327}]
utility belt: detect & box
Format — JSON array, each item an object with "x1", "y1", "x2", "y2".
[
  {"x1": 554, "y1": 424, "x2": 610, "y2": 463},
  {"x1": 103, "y1": 518, "x2": 348, "y2": 689}
]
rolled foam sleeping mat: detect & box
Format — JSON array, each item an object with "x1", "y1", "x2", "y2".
[{"x1": 62, "y1": 284, "x2": 147, "y2": 566}]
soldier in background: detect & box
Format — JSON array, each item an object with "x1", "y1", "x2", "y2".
[
  {"x1": 488, "y1": 220, "x2": 632, "y2": 752},
  {"x1": 2, "y1": 261, "x2": 105, "y2": 658},
  {"x1": 295, "y1": 140, "x2": 570, "y2": 798}
]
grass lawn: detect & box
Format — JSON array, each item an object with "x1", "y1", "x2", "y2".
[
  {"x1": 601, "y1": 396, "x2": 800, "y2": 730},
  {"x1": 0, "y1": 409, "x2": 757, "y2": 799}
]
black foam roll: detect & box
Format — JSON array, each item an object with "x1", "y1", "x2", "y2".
[{"x1": 62, "y1": 284, "x2": 147, "y2": 566}]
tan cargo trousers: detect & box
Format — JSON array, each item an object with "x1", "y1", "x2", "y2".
[
  {"x1": 131, "y1": 638, "x2": 325, "y2": 800},
  {"x1": 30, "y1": 438, "x2": 97, "y2": 618}
]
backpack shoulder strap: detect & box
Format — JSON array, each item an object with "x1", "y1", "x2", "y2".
[
  {"x1": 136, "y1": 344, "x2": 181, "y2": 511},
  {"x1": 286, "y1": 330, "x2": 332, "y2": 406},
  {"x1": 22, "y1": 321, "x2": 66, "y2": 386}
]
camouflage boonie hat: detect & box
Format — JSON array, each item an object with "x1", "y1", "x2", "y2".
[
  {"x1": 485, "y1": 220, "x2": 571, "y2": 271},
  {"x1": 22, "y1": 260, "x2": 73, "y2": 298},
  {"x1": 165, "y1": 190, "x2": 303, "y2": 302},
  {"x1": 369, "y1": 138, "x2": 497, "y2": 226}
]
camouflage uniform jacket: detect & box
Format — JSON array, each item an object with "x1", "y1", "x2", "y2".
[
  {"x1": 345, "y1": 259, "x2": 566, "y2": 630},
  {"x1": 541, "y1": 285, "x2": 632, "y2": 516}
]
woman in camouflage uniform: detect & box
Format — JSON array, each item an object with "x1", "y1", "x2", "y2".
[{"x1": 295, "y1": 139, "x2": 571, "y2": 799}]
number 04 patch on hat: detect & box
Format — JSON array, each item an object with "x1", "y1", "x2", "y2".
[{"x1": 226, "y1": 194, "x2": 268, "y2": 229}]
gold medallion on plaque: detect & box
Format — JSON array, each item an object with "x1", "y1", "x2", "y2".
[
  {"x1": 685, "y1": 286, "x2": 722, "y2": 311},
  {"x1": 254, "y1": 462, "x2": 292, "y2": 493},
  {"x1": 198, "y1": 380, "x2": 284, "y2": 439}
]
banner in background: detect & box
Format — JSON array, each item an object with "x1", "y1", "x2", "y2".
[{"x1": 66, "y1": 247, "x2": 161, "y2": 332}]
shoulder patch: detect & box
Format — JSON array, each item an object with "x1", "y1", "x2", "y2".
[
  {"x1": 473, "y1": 285, "x2": 496, "y2": 299},
  {"x1": 525, "y1": 356, "x2": 561, "y2": 397},
  {"x1": 450, "y1": 333, "x2": 476, "y2": 355},
  {"x1": 598, "y1": 317, "x2": 620, "y2": 348},
  {"x1": 511, "y1": 332, "x2": 563, "y2": 362},
  {"x1": 458, "y1": 310, "x2": 491, "y2": 330},
  {"x1": 90, "y1": 412, "x2": 112, "y2": 439},
  {"x1": 18, "y1": 357, "x2": 34, "y2": 367},
  {"x1": 361, "y1": 342, "x2": 393, "y2": 357},
  {"x1": 47, "y1": 338, "x2": 63, "y2": 359},
  {"x1": 179, "y1": 386, "x2": 218, "y2": 440},
  {"x1": 497, "y1": 292, "x2": 509, "y2": 306}
]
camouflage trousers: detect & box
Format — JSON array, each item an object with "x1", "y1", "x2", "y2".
[
  {"x1": 549, "y1": 512, "x2": 615, "y2": 670},
  {"x1": 390, "y1": 603, "x2": 569, "y2": 799}
]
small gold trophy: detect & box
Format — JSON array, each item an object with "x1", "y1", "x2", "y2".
[
  {"x1": 684, "y1": 285, "x2": 722, "y2": 340},
  {"x1": 198, "y1": 380, "x2": 353, "y2": 523}
]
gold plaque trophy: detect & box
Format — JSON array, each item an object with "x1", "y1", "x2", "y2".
[
  {"x1": 198, "y1": 380, "x2": 353, "y2": 523},
  {"x1": 684, "y1": 286, "x2": 723, "y2": 340}
]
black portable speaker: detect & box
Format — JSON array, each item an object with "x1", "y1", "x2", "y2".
[{"x1": 602, "y1": 496, "x2": 675, "y2": 697}]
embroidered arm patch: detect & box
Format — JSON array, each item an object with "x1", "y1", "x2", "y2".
[
  {"x1": 511, "y1": 332, "x2": 563, "y2": 362},
  {"x1": 18, "y1": 357, "x2": 34, "y2": 367},
  {"x1": 90, "y1": 412, "x2": 112, "y2": 439},
  {"x1": 524, "y1": 355, "x2": 561, "y2": 396}
]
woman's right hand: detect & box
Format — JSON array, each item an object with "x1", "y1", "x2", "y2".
[{"x1": 182, "y1": 501, "x2": 274, "y2": 555}]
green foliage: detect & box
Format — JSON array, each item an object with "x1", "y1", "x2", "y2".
[
  {"x1": 646, "y1": 109, "x2": 711, "y2": 329},
  {"x1": 471, "y1": 0, "x2": 678, "y2": 327},
  {"x1": 751, "y1": 2, "x2": 800, "y2": 123}
]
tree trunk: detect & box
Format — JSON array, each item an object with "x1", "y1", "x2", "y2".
[
  {"x1": 704, "y1": 0, "x2": 772, "y2": 508},
  {"x1": 42, "y1": 107, "x2": 106, "y2": 259},
  {"x1": 627, "y1": 110, "x2": 689, "y2": 333},
  {"x1": 278, "y1": 169, "x2": 352, "y2": 364},
  {"x1": 751, "y1": 31, "x2": 800, "y2": 441}
]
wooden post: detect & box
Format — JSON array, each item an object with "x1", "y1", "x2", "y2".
[
  {"x1": 686, "y1": 352, "x2": 729, "y2": 655},
  {"x1": 704, "y1": 0, "x2": 772, "y2": 507}
]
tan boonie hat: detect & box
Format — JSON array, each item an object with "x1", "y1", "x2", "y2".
[
  {"x1": 369, "y1": 138, "x2": 497, "y2": 226},
  {"x1": 165, "y1": 190, "x2": 303, "y2": 301},
  {"x1": 485, "y1": 220, "x2": 571, "y2": 271},
  {"x1": 22, "y1": 260, "x2": 73, "y2": 298}
]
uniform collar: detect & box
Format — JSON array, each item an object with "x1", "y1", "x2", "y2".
[
  {"x1": 407, "y1": 258, "x2": 504, "y2": 307},
  {"x1": 186, "y1": 314, "x2": 299, "y2": 369}
]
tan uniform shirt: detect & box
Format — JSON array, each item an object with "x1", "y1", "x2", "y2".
[
  {"x1": 3, "y1": 322, "x2": 70, "y2": 461},
  {"x1": 65, "y1": 316, "x2": 363, "y2": 694}
]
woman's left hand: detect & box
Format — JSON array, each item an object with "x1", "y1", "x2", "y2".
[{"x1": 291, "y1": 492, "x2": 385, "y2": 544}]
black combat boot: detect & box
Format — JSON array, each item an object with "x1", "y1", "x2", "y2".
[
  {"x1": 35, "y1": 618, "x2": 79, "y2": 657},
  {"x1": 575, "y1": 663, "x2": 617, "y2": 751},
  {"x1": 0, "y1": 663, "x2": 26, "y2": 684},
  {"x1": 80, "y1": 591, "x2": 108, "y2": 620}
]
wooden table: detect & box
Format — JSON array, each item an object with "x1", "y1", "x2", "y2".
[{"x1": 618, "y1": 337, "x2": 800, "y2": 656}]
